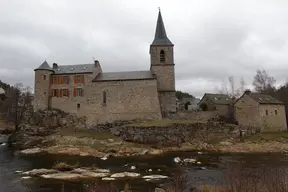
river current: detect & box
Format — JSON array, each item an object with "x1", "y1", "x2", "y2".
[{"x1": 1, "y1": 134, "x2": 288, "y2": 192}]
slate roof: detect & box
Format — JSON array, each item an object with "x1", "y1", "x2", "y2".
[
  {"x1": 93, "y1": 71, "x2": 155, "y2": 82},
  {"x1": 34, "y1": 61, "x2": 53, "y2": 71},
  {"x1": 202, "y1": 93, "x2": 232, "y2": 105},
  {"x1": 53, "y1": 64, "x2": 95, "y2": 74},
  {"x1": 247, "y1": 93, "x2": 283, "y2": 104},
  {"x1": 151, "y1": 10, "x2": 173, "y2": 46}
]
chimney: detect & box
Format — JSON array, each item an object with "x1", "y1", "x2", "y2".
[
  {"x1": 53, "y1": 63, "x2": 58, "y2": 69},
  {"x1": 244, "y1": 89, "x2": 251, "y2": 95},
  {"x1": 94, "y1": 60, "x2": 99, "y2": 67}
]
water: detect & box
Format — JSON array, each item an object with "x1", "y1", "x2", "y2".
[{"x1": 2, "y1": 134, "x2": 288, "y2": 192}]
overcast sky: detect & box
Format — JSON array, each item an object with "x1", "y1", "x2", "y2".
[{"x1": 1, "y1": 0, "x2": 288, "y2": 98}]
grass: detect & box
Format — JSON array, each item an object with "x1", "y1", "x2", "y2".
[
  {"x1": 246, "y1": 131, "x2": 288, "y2": 142},
  {"x1": 127, "y1": 119, "x2": 205, "y2": 127},
  {"x1": 59, "y1": 127, "x2": 120, "y2": 141}
]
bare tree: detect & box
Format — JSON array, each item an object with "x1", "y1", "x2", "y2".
[
  {"x1": 253, "y1": 69, "x2": 276, "y2": 93},
  {"x1": 0, "y1": 83, "x2": 33, "y2": 131},
  {"x1": 239, "y1": 76, "x2": 246, "y2": 94}
]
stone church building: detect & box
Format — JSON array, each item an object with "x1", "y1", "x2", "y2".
[{"x1": 33, "y1": 10, "x2": 176, "y2": 124}]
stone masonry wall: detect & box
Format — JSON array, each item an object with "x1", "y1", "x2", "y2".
[
  {"x1": 85, "y1": 79, "x2": 162, "y2": 124},
  {"x1": 170, "y1": 111, "x2": 217, "y2": 122},
  {"x1": 259, "y1": 104, "x2": 287, "y2": 131},
  {"x1": 110, "y1": 122, "x2": 237, "y2": 146},
  {"x1": 34, "y1": 70, "x2": 53, "y2": 110}
]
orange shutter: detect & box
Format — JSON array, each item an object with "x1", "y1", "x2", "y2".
[
  {"x1": 60, "y1": 89, "x2": 63, "y2": 97},
  {"x1": 74, "y1": 75, "x2": 77, "y2": 84},
  {"x1": 60, "y1": 76, "x2": 62, "y2": 84},
  {"x1": 73, "y1": 88, "x2": 76, "y2": 97}
]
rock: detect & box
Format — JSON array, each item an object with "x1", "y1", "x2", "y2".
[
  {"x1": 102, "y1": 177, "x2": 116, "y2": 181},
  {"x1": 110, "y1": 172, "x2": 140, "y2": 178},
  {"x1": 174, "y1": 157, "x2": 181, "y2": 163},
  {"x1": 22, "y1": 169, "x2": 58, "y2": 176},
  {"x1": 155, "y1": 188, "x2": 166, "y2": 192},
  {"x1": 183, "y1": 158, "x2": 196, "y2": 163},
  {"x1": 58, "y1": 118, "x2": 67, "y2": 126},
  {"x1": 139, "y1": 149, "x2": 149, "y2": 155},
  {"x1": 107, "y1": 138, "x2": 114, "y2": 143},
  {"x1": 19, "y1": 148, "x2": 45, "y2": 156},
  {"x1": 220, "y1": 141, "x2": 232, "y2": 146},
  {"x1": 82, "y1": 171, "x2": 110, "y2": 178},
  {"x1": 142, "y1": 175, "x2": 168, "y2": 179},
  {"x1": 93, "y1": 168, "x2": 110, "y2": 173},
  {"x1": 40, "y1": 173, "x2": 87, "y2": 181},
  {"x1": 147, "y1": 149, "x2": 163, "y2": 155},
  {"x1": 21, "y1": 176, "x2": 32, "y2": 180}
]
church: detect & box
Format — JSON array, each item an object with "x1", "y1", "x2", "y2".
[{"x1": 33, "y1": 10, "x2": 176, "y2": 124}]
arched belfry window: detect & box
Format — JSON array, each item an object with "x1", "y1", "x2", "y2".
[{"x1": 160, "y1": 50, "x2": 165, "y2": 63}]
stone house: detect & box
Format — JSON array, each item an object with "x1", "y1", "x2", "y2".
[
  {"x1": 179, "y1": 97, "x2": 200, "y2": 111},
  {"x1": 198, "y1": 93, "x2": 232, "y2": 117},
  {"x1": 234, "y1": 90, "x2": 287, "y2": 131},
  {"x1": 33, "y1": 10, "x2": 176, "y2": 125}
]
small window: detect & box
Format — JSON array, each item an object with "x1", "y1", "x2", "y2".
[
  {"x1": 43, "y1": 75, "x2": 46, "y2": 80},
  {"x1": 75, "y1": 75, "x2": 84, "y2": 83},
  {"x1": 103, "y1": 91, "x2": 107, "y2": 104},
  {"x1": 52, "y1": 76, "x2": 58, "y2": 84},
  {"x1": 275, "y1": 110, "x2": 278, "y2": 115},
  {"x1": 52, "y1": 89, "x2": 59, "y2": 97},
  {"x1": 62, "y1": 76, "x2": 69, "y2": 84},
  {"x1": 214, "y1": 97, "x2": 218, "y2": 100},
  {"x1": 44, "y1": 92, "x2": 46, "y2": 95},
  {"x1": 160, "y1": 50, "x2": 165, "y2": 63},
  {"x1": 266, "y1": 110, "x2": 268, "y2": 115},
  {"x1": 75, "y1": 88, "x2": 83, "y2": 97},
  {"x1": 63, "y1": 89, "x2": 69, "y2": 97},
  {"x1": 77, "y1": 103, "x2": 80, "y2": 109}
]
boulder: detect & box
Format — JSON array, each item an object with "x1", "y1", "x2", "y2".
[
  {"x1": 58, "y1": 118, "x2": 67, "y2": 126},
  {"x1": 142, "y1": 175, "x2": 168, "y2": 180},
  {"x1": 22, "y1": 169, "x2": 58, "y2": 176},
  {"x1": 110, "y1": 172, "x2": 140, "y2": 178},
  {"x1": 19, "y1": 148, "x2": 45, "y2": 156},
  {"x1": 40, "y1": 172, "x2": 87, "y2": 181}
]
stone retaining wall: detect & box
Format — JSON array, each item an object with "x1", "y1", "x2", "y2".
[
  {"x1": 110, "y1": 122, "x2": 237, "y2": 146},
  {"x1": 170, "y1": 111, "x2": 218, "y2": 122}
]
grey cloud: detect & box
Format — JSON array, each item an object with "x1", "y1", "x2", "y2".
[{"x1": 1, "y1": 0, "x2": 288, "y2": 98}]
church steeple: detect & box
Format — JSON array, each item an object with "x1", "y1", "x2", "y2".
[{"x1": 151, "y1": 9, "x2": 173, "y2": 46}]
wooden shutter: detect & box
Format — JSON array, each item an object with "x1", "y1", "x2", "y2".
[
  {"x1": 60, "y1": 89, "x2": 63, "y2": 97},
  {"x1": 50, "y1": 77, "x2": 53, "y2": 84},
  {"x1": 82, "y1": 75, "x2": 84, "y2": 83},
  {"x1": 51, "y1": 89, "x2": 53, "y2": 96},
  {"x1": 73, "y1": 88, "x2": 76, "y2": 97},
  {"x1": 67, "y1": 89, "x2": 69, "y2": 97},
  {"x1": 74, "y1": 75, "x2": 77, "y2": 84}
]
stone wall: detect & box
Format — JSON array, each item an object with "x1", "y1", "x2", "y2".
[
  {"x1": 28, "y1": 109, "x2": 87, "y2": 129},
  {"x1": 259, "y1": 104, "x2": 287, "y2": 131},
  {"x1": 110, "y1": 122, "x2": 237, "y2": 146},
  {"x1": 170, "y1": 111, "x2": 218, "y2": 122},
  {"x1": 34, "y1": 70, "x2": 53, "y2": 110},
  {"x1": 84, "y1": 79, "x2": 162, "y2": 124}
]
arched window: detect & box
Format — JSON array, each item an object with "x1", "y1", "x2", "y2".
[{"x1": 160, "y1": 50, "x2": 165, "y2": 63}]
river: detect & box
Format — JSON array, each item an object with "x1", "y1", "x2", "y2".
[{"x1": 1, "y1": 134, "x2": 288, "y2": 192}]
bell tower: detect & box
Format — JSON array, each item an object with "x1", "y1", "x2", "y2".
[{"x1": 150, "y1": 9, "x2": 176, "y2": 115}]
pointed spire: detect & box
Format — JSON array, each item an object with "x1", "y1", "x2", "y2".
[
  {"x1": 151, "y1": 8, "x2": 173, "y2": 46},
  {"x1": 34, "y1": 60, "x2": 54, "y2": 72}
]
